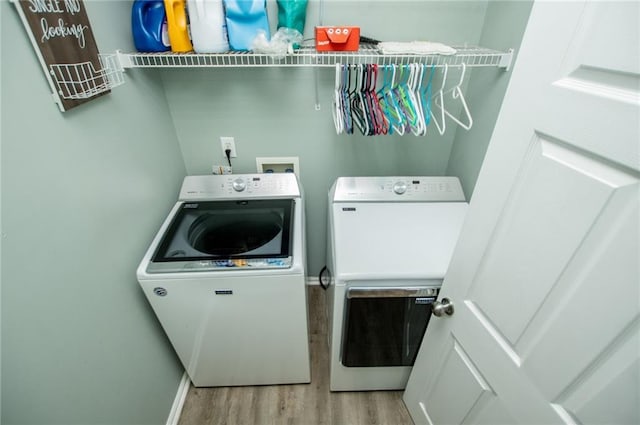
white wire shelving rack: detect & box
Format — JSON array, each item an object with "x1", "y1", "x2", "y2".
[
  {"x1": 49, "y1": 45, "x2": 513, "y2": 100},
  {"x1": 116, "y1": 45, "x2": 513, "y2": 69}
]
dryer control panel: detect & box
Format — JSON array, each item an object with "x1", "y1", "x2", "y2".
[
  {"x1": 179, "y1": 173, "x2": 301, "y2": 200},
  {"x1": 331, "y1": 176, "x2": 466, "y2": 202}
]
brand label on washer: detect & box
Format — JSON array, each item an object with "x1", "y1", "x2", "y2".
[
  {"x1": 342, "y1": 207, "x2": 356, "y2": 212},
  {"x1": 215, "y1": 290, "x2": 233, "y2": 295},
  {"x1": 184, "y1": 203, "x2": 199, "y2": 209}
]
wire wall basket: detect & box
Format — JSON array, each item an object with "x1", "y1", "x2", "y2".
[{"x1": 49, "y1": 54, "x2": 125, "y2": 100}]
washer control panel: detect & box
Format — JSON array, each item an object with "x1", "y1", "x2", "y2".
[
  {"x1": 179, "y1": 173, "x2": 300, "y2": 200},
  {"x1": 185, "y1": 257, "x2": 292, "y2": 270},
  {"x1": 332, "y1": 176, "x2": 466, "y2": 202}
]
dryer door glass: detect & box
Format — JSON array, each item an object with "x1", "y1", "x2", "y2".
[
  {"x1": 341, "y1": 287, "x2": 437, "y2": 367},
  {"x1": 152, "y1": 199, "x2": 294, "y2": 261}
]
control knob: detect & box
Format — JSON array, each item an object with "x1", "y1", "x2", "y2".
[
  {"x1": 232, "y1": 178, "x2": 246, "y2": 192},
  {"x1": 393, "y1": 181, "x2": 407, "y2": 195}
]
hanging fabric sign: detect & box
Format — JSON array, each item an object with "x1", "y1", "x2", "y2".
[{"x1": 12, "y1": 0, "x2": 108, "y2": 111}]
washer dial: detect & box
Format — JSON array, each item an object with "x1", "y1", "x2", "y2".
[
  {"x1": 393, "y1": 181, "x2": 407, "y2": 195},
  {"x1": 232, "y1": 178, "x2": 246, "y2": 192}
]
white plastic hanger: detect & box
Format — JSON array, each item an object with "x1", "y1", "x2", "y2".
[
  {"x1": 430, "y1": 63, "x2": 448, "y2": 136},
  {"x1": 332, "y1": 63, "x2": 344, "y2": 135},
  {"x1": 440, "y1": 63, "x2": 473, "y2": 130},
  {"x1": 408, "y1": 63, "x2": 426, "y2": 136}
]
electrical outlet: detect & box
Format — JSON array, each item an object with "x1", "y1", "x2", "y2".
[{"x1": 220, "y1": 136, "x2": 237, "y2": 158}]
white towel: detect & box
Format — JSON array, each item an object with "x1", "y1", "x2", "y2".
[{"x1": 378, "y1": 41, "x2": 457, "y2": 55}]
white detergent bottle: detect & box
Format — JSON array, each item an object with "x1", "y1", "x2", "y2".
[{"x1": 187, "y1": 0, "x2": 229, "y2": 53}]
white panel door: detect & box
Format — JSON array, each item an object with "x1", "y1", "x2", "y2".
[{"x1": 404, "y1": 2, "x2": 640, "y2": 424}]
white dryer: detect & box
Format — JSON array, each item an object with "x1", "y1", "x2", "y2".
[
  {"x1": 137, "y1": 174, "x2": 310, "y2": 387},
  {"x1": 325, "y1": 176, "x2": 468, "y2": 391}
]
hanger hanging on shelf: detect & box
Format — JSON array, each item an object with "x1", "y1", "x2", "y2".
[
  {"x1": 392, "y1": 64, "x2": 409, "y2": 136},
  {"x1": 440, "y1": 62, "x2": 473, "y2": 130},
  {"x1": 379, "y1": 64, "x2": 405, "y2": 136},
  {"x1": 363, "y1": 65, "x2": 377, "y2": 135},
  {"x1": 351, "y1": 64, "x2": 371, "y2": 135},
  {"x1": 362, "y1": 64, "x2": 378, "y2": 136},
  {"x1": 408, "y1": 63, "x2": 426, "y2": 136},
  {"x1": 342, "y1": 64, "x2": 354, "y2": 134},
  {"x1": 419, "y1": 65, "x2": 436, "y2": 130},
  {"x1": 410, "y1": 64, "x2": 425, "y2": 136},
  {"x1": 332, "y1": 63, "x2": 344, "y2": 135},
  {"x1": 369, "y1": 65, "x2": 389, "y2": 135},
  {"x1": 393, "y1": 65, "x2": 415, "y2": 135},
  {"x1": 430, "y1": 63, "x2": 448, "y2": 136}
]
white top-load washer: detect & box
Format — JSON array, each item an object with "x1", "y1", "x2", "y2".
[
  {"x1": 137, "y1": 173, "x2": 310, "y2": 387},
  {"x1": 326, "y1": 176, "x2": 467, "y2": 391}
]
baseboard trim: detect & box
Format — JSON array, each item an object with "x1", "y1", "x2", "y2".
[
  {"x1": 166, "y1": 371, "x2": 190, "y2": 425},
  {"x1": 306, "y1": 276, "x2": 320, "y2": 286}
]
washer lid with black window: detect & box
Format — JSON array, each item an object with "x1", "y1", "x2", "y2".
[{"x1": 147, "y1": 198, "x2": 295, "y2": 273}]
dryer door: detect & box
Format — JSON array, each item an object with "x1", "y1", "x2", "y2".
[{"x1": 342, "y1": 286, "x2": 439, "y2": 367}]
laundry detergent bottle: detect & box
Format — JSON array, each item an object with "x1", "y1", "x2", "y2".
[
  {"x1": 187, "y1": 0, "x2": 229, "y2": 53},
  {"x1": 164, "y1": 0, "x2": 193, "y2": 52},
  {"x1": 131, "y1": 0, "x2": 170, "y2": 52},
  {"x1": 223, "y1": 0, "x2": 270, "y2": 51}
]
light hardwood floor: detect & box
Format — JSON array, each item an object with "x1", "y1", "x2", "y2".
[{"x1": 177, "y1": 285, "x2": 414, "y2": 425}]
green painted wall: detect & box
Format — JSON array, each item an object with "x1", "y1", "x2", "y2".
[
  {"x1": 161, "y1": 0, "x2": 490, "y2": 276},
  {"x1": 446, "y1": 0, "x2": 534, "y2": 199},
  {"x1": 1, "y1": 1, "x2": 185, "y2": 424},
  {"x1": 0, "y1": 0, "x2": 532, "y2": 423}
]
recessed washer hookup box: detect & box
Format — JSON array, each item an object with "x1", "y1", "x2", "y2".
[{"x1": 315, "y1": 26, "x2": 360, "y2": 52}]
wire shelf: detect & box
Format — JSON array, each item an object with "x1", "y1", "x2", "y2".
[
  {"x1": 117, "y1": 45, "x2": 513, "y2": 69},
  {"x1": 49, "y1": 54, "x2": 125, "y2": 100},
  {"x1": 46, "y1": 45, "x2": 512, "y2": 101}
]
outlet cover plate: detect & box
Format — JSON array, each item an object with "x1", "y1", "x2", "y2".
[{"x1": 220, "y1": 137, "x2": 237, "y2": 158}]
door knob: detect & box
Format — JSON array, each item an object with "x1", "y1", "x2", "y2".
[{"x1": 432, "y1": 298, "x2": 454, "y2": 317}]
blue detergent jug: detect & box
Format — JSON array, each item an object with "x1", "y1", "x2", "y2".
[
  {"x1": 223, "y1": 0, "x2": 270, "y2": 51},
  {"x1": 132, "y1": 0, "x2": 170, "y2": 52}
]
